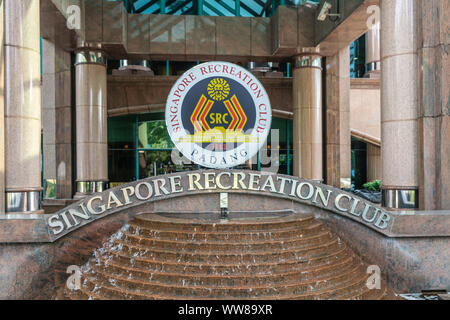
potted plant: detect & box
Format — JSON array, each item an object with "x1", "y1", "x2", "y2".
[{"x1": 353, "y1": 180, "x2": 382, "y2": 203}]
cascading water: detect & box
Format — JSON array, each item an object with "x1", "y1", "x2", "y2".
[{"x1": 67, "y1": 212, "x2": 397, "y2": 300}]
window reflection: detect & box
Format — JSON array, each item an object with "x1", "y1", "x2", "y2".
[
  {"x1": 108, "y1": 114, "x2": 294, "y2": 183},
  {"x1": 138, "y1": 120, "x2": 174, "y2": 149}
]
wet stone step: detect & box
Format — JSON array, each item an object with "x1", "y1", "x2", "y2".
[
  {"x1": 111, "y1": 232, "x2": 340, "y2": 252},
  {"x1": 128, "y1": 218, "x2": 323, "y2": 235},
  {"x1": 121, "y1": 230, "x2": 334, "y2": 251},
  {"x1": 79, "y1": 267, "x2": 368, "y2": 300},
  {"x1": 127, "y1": 224, "x2": 325, "y2": 242},
  {"x1": 88, "y1": 263, "x2": 358, "y2": 287},
  {"x1": 105, "y1": 238, "x2": 344, "y2": 264},
  {"x1": 67, "y1": 212, "x2": 395, "y2": 300},
  {"x1": 87, "y1": 255, "x2": 361, "y2": 287},
  {"x1": 134, "y1": 213, "x2": 315, "y2": 233},
  {"x1": 102, "y1": 245, "x2": 354, "y2": 275},
  {"x1": 334, "y1": 282, "x2": 388, "y2": 300}
]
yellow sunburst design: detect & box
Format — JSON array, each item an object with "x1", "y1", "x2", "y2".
[{"x1": 207, "y1": 78, "x2": 230, "y2": 101}]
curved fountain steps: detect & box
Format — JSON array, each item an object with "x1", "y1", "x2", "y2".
[{"x1": 67, "y1": 212, "x2": 396, "y2": 300}]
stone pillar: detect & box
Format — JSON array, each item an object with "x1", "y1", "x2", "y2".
[
  {"x1": 0, "y1": 0, "x2": 5, "y2": 213},
  {"x1": 41, "y1": 39, "x2": 73, "y2": 199},
  {"x1": 367, "y1": 143, "x2": 381, "y2": 182},
  {"x1": 365, "y1": 21, "x2": 381, "y2": 78},
  {"x1": 325, "y1": 47, "x2": 351, "y2": 188},
  {"x1": 41, "y1": 39, "x2": 57, "y2": 199},
  {"x1": 292, "y1": 49, "x2": 323, "y2": 181},
  {"x1": 380, "y1": 0, "x2": 419, "y2": 209},
  {"x1": 74, "y1": 46, "x2": 108, "y2": 198},
  {"x1": 339, "y1": 47, "x2": 351, "y2": 189},
  {"x1": 3, "y1": 0, "x2": 43, "y2": 214},
  {"x1": 417, "y1": 0, "x2": 450, "y2": 210}
]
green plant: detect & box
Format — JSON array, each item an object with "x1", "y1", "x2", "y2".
[
  {"x1": 44, "y1": 179, "x2": 56, "y2": 199},
  {"x1": 363, "y1": 180, "x2": 381, "y2": 192}
]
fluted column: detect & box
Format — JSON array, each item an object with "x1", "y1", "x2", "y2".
[
  {"x1": 74, "y1": 46, "x2": 108, "y2": 198},
  {"x1": 292, "y1": 50, "x2": 323, "y2": 181},
  {"x1": 365, "y1": 21, "x2": 381, "y2": 78},
  {"x1": 380, "y1": 0, "x2": 419, "y2": 209},
  {"x1": 4, "y1": 0, "x2": 43, "y2": 214}
]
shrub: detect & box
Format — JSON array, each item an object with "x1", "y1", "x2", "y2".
[{"x1": 363, "y1": 180, "x2": 381, "y2": 192}]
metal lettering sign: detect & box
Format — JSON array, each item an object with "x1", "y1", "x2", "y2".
[
  {"x1": 46, "y1": 170, "x2": 394, "y2": 240},
  {"x1": 166, "y1": 61, "x2": 272, "y2": 168}
]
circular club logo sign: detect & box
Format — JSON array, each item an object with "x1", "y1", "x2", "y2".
[{"x1": 166, "y1": 61, "x2": 272, "y2": 169}]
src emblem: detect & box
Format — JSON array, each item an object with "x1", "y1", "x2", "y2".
[
  {"x1": 166, "y1": 61, "x2": 272, "y2": 169},
  {"x1": 190, "y1": 78, "x2": 247, "y2": 133}
]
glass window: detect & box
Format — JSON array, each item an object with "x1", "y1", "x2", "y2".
[
  {"x1": 138, "y1": 120, "x2": 174, "y2": 149},
  {"x1": 138, "y1": 150, "x2": 199, "y2": 179},
  {"x1": 351, "y1": 137, "x2": 368, "y2": 189},
  {"x1": 108, "y1": 115, "x2": 136, "y2": 149},
  {"x1": 107, "y1": 113, "x2": 295, "y2": 183},
  {"x1": 43, "y1": 179, "x2": 56, "y2": 199},
  {"x1": 108, "y1": 149, "x2": 136, "y2": 185},
  {"x1": 260, "y1": 118, "x2": 293, "y2": 175},
  {"x1": 108, "y1": 115, "x2": 137, "y2": 185}
]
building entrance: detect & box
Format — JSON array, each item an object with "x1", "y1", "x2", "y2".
[{"x1": 108, "y1": 113, "x2": 293, "y2": 186}]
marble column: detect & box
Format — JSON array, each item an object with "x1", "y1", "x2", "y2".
[
  {"x1": 0, "y1": 0, "x2": 5, "y2": 213},
  {"x1": 365, "y1": 21, "x2": 381, "y2": 78},
  {"x1": 417, "y1": 0, "x2": 450, "y2": 210},
  {"x1": 292, "y1": 49, "x2": 323, "y2": 181},
  {"x1": 325, "y1": 47, "x2": 351, "y2": 188},
  {"x1": 41, "y1": 39, "x2": 57, "y2": 198},
  {"x1": 4, "y1": 0, "x2": 43, "y2": 214},
  {"x1": 41, "y1": 39, "x2": 73, "y2": 199},
  {"x1": 74, "y1": 46, "x2": 108, "y2": 198},
  {"x1": 380, "y1": 0, "x2": 419, "y2": 209}
]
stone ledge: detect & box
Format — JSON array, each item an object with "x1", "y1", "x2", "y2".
[
  {"x1": 350, "y1": 78, "x2": 381, "y2": 90},
  {"x1": 0, "y1": 215, "x2": 50, "y2": 243},
  {"x1": 350, "y1": 128, "x2": 381, "y2": 146}
]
